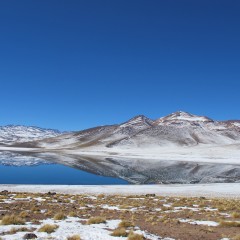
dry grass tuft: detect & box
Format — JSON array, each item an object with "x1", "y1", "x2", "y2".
[
  {"x1": 54, "y1": 212, "x2": 67, "y2": 220},
  {"x1": 0, "y1": 215, "x2": 25, "y2": 225},
  {"x1": 9, "y1": 227, "x2": 31, "y2": 234},
  {"x1": 68, "y1": 211, "x2": 78, "y2": 217},
  {"x1": 232, "y1": 212, "x2": 240, "y2": 218},
  {"x1": 19, "y1": 211, "x2": 30, "y2": 218},
  {"x1": 127, "y1": 231, "x2": 144, "y2": 240},
  {"x1": 67, "y1": 235, "x2": 81, "y2": 240},
  {"x1": 233, "y1": 234, "x2": 240, "y2": 240},
  {"x1": 111, "y1": 228, "x2": 128, "y2": 237},
  {"x1": 220, "y1": 221, "x2": 240, "y2": 227},
  {"x1": 87, "y1": 217, "x2": 106, "y2": 224},
  {"x1": 118, "y1": 220, "x2": 134, "y2": 228},
  {"x1": 38, "y1": 224, "x2": 59, "y2": 233}
]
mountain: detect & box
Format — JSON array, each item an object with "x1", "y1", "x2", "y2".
[
  {"x1": 119, "y1": 115, "x2": 154, "y2": 132},
  {"x1": 112, "y1": 111, "x2": 240, "y2": 148},
  {"x1": 8, "y1": 111, "x2": 240, "y2": 152},
  {"x1": 155, "y1": 111, "x2": 213, "y2": 124},
  {"x1": 1, "y1": 112, "x2": 240, "y2": 184},
  {"x1": 0, "y1": 125, "x2": 62, "y2": 145}
]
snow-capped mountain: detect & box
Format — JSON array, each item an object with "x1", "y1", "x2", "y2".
[
  {"x1": 113, "y1": 111, "x2": 240, "y2": 148},
  {"x1": 1, "y1": 111, "x2": 240, "y2": 150},
  {"x1": 0, "y1": 125, "x2": 62, "y2": 145},
  {"x1": 13, "y1": 111, "x2": 239, "y2": 150},
  {"x1": 155, "y1": 111, "x2": 213, "y2": 124},
  {"x1": 1, "y1": 112, "x2": 240, "y2": 184},
  {"x1": 120, "y1": 115, "x2": 154, "y2": 129}
]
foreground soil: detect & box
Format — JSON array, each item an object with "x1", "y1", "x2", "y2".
[{"x1": 0, "y1": 191, "x2": 240, "y2": 240}]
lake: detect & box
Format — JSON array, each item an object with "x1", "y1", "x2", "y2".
[
  {"x1": 0, "y1": 163, "x2": 128, "y2": 185},
  {"x1": 0, "y1": 151, "x2": 239, "y2": 184}
]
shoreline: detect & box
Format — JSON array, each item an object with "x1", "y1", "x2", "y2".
[
  {"x1": 1, "y1": 145, "x2": 240, "y2": 165},
  {"x1": 0, "y1": 183, "x2": 239, "y2": 198}
]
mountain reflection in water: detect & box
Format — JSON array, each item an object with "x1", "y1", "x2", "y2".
[{"x1": 0, "y1": 151, "x2": 239, "y2": 184}]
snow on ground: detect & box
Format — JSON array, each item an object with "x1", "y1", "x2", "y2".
[
  {"x1": 0, "y1": 217, "x2": 172, "y2": 240},
  {"x1": 101, "y1": 204, "x2": 120, "y2": 211},
  {"x1": 0, "y1": 183, "x2": 239, "y2": 198},
  {"x1": 178, "y1": 219, "x2": 219, "y2": 227},
  {"x1": 1, "y1": 141, "x2": 240, "y2": 165},
  {"x1": 69, "y1": 144, "x2": 240, "y2": 165}
]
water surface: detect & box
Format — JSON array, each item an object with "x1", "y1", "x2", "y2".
[
  {"x1": 0, "y1": 151, "x2": 239, "y2": 184},
  {"x1": 0, "y1": 164, "x2": 128, "y2": 185}
]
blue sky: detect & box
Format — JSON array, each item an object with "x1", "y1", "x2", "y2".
[{"x1": 0, "y1": 0, "x2": 239, "y2": 131}]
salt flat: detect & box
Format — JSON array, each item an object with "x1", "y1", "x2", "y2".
[
  {"x1": 0, "y1": 183, "x2": 239, "y2": 198},
  {"x1": 1, "y1": 143, "x2": 240, "y2": 165}
]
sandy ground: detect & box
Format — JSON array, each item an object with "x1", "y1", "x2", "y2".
[{"x1": 0, "y1": 183, "x2": 239, "y2": 198}]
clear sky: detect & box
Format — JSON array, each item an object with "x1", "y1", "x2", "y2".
[{"x1": 0, "y1": 0, "x2": 239, "y2": 131}]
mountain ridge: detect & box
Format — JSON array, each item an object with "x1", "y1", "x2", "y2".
[
  {"x1": 0, "y1": 125, "x2": 62, "y2": 144},
  {"x1": 1, "y1": 111, "x2": 239, "y2": 184},
  {"x1": 1, "y1": 111, "x2": 240, "y2": 150},
  {"x1": 1, "y1": 111, "x2": 239, "y2": 151}
]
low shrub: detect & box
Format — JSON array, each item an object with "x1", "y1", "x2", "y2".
[
  {"x1": 118, "y1": 220, "x2": 134, "y2": 228},
  {"x1": 128, "y1": 231, "x2": 144, "y2": 240},
  {"x1": 9, "y1": 227, "x2": 31, "y2": 234},
  {"x1": 67, "y1": 235, "x2": 81, "y2": 240},
  {"x1": 68, "y1": 211, "x2": 78, "y2": 217},
  {"x1": 1, "y1": 215, "x2": 25, "y2": 225},
  {"x1": 38, "y1": 224, "x2": 59, "y2": 233},
  {"x1": 111, "y1": 228, "x2": 128, "y2": 237},
  {"x1": 87, "y1": 217, "x2": 106, "y2": 224},
  {"x1": 233, "y1": 234, "x2": 240, "y2": 240},
  {"x1": 232, "y1": 212, "x2": 240, "y2": 218},
  {"x1": 220, "y1": 221, "x2": 240, "y2": 227},
  {"x1": 54, "y1": 212, "x2": 66, "y2": 220}
]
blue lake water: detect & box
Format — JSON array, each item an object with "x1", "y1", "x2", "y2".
[
  {"x1": 0, "y1": 164, "x2": 128, "y2": 185},
  {"x1": 1, "y1": 153, "x2": 239, "y2": 184}
]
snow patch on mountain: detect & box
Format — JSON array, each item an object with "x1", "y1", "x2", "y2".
[
  {"x1": 2, "y1": 111, "x2": 240, "y2": 157},
  {"x1": 120, "y1": 115, "x2": 154, "y2": 128},
  {"x1": 233, "y1": 122, "x2": 240, "y2": 127},
  {"x1": 156, "y1": 111, "x2": 213, "y2": 124},
  {"x1": 0, "y1": 125, "x2": 61, "y2": 144}
]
